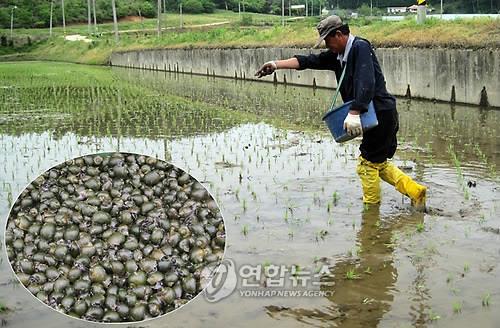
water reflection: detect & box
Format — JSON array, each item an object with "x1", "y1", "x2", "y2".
[
  {"x1": 113, "y1": 68, "x2": 500, "y2": 172},
  {"x1": 266, "y1": 207, "x2": 427, "y2": 327}
]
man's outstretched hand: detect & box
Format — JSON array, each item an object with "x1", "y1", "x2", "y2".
[{"x1": 255, "y1": 61, "x2": 277, "y2": 78}]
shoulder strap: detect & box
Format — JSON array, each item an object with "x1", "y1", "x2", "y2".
[{"x1": 329, "y1": 59, "x2": 347, "y2": 109}]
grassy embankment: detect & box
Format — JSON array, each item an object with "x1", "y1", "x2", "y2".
[{"x1": 0, "y1": 10, "x2": 498, "y2": 65}]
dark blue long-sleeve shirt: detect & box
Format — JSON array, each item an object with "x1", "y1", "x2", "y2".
[{"x1": 294, "y1": 37, "x2": 396, "y2": 113}]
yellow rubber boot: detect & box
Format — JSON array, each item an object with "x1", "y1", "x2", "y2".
[
  {"x1": 356, "y1": 157, "x2": 381, "y2": 204},
  {"x1": 379, "y1": 162, "x2": 427, "y2": 208}
]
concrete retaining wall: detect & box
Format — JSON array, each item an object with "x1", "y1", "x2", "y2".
[{"x1": 110, "y1": 47, "x2": 500, "y2": 107}]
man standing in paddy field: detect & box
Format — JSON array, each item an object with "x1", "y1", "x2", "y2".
[{"x1": 255, "y1": 15, "x2": 427, "y2": 208}]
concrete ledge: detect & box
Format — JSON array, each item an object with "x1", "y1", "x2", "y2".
[{"x1": 110, "y1": 47, "x2": 500, "y2": 107}]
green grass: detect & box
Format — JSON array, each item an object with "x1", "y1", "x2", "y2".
[
  {"x1": 2, "y1": 59, "x2": 336, "y2": 147},
  {"x1": 1, "y1": 12, "x2": 498, "y2": 65},
  {"x1": 0, "y1": 10, "x2": 280, "y2": 38},
  {"x1": 0, "y1": 61, "x2": 266, "y2": 138},
  {"x1": 354, "y1": 16, "x2": 500, "y2": 48},
  {"x1": 0, "y1": 61, "x2": 117, "y2": 87}
]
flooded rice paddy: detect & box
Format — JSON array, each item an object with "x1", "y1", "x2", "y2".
[{"x1": 0, "y1": 62, "x2": 499, "y2": 328}]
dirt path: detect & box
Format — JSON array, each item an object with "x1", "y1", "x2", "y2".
[{"x1": 99, "y1": 21, "x2": 231, "y2": 35}]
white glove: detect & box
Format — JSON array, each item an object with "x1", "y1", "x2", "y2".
[
  {"x1": 343, "y1": 113, "x2": 362, "y2": 136},
  {"x1": 255, "y1": 61, "x2": 277, "y2": 78}
]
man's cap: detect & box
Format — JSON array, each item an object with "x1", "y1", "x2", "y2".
[{"x1": 313, "y1": 15, "x2": 344, "y2": 48}]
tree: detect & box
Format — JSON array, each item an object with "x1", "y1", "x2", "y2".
[
  {"x1": 157, "y1": 0, "x2": 161, "y2": 36},
  {"x1": 50, "y1": 1, "x2": 54, "y2": 36},
  {"x1": 92, "y1": 0, "x2": 97, "y2": 32},
  {"x1": 201, "y1": 0, "x2": 216, "y2": 12},
  {"x1": 61, "y1": 0, "x2": 66, "y2": 34},
  {"x1": 111, "y1": 0, "x2": 118, "y2": 42},
  {"x1": 357, "y1": 3, "x2": 371, "y2": 15},
  {"x1": 0, "y1": 0, "x2": 497, "y2": 29},
  {"x1": 87, "y1": 0, "x2": 91, "y2": 34},
  {"x1": 182, "y1": 0, "x2": 204, "y2": 13}
]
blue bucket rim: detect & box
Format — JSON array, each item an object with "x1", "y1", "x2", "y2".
[{"x1": 322, "y1": 100, "x2": 353, "y2": 121}]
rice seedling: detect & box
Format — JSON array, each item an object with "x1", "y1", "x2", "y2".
[
  {"x1": 291, "y1": 265, "x2": 302, "y2": 277},
  {"x1": 447, "y1": 144, "x2": 471, "y2": 200},
  {"x1": 478, "y1": 213, "x2": 487, "y2": 225},
  {"x1": 0, "y1": 301, "x2": 9, "y2": 314},
  {"x1": 353, "y1": 245, "x2": 363, "y2": 257},
  {"x1": 416, "y1": 222, "x2": 425, "y2": 233},
  {"x1": 452, "y1": 301, "x2": 462, "y2": 314},
  {"x1": 345, "y1": 268, "x2": 361, "y2": 280},
  {"x1": 473, "y1": 143, "x2": 488, "y2": 164},
  {"x1": 242, "y1": 199, "x2": 247, "y2": 212},
  {"x1": 7, "y1": 191, "x2": 12, "y2": 208},
  {"x1": 332, "y1": 191, "x2": 339, "y2": 206},
  {"x1": 315, "y1": 229, "x2": 328, "y2": 242},
  {"x1": 241, "y1": 224, "x2": 249, "y2": 236},
  {"x1": 427, "y1": 309, "x2": 441, "y2": 321},
  {"x1": 482, "y1": 293, "x2": 491, "y2": 307}
]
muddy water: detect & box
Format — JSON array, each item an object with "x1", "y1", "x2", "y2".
[{"x1": 0, "y1": 63, "x2": 499, "y2": 328}]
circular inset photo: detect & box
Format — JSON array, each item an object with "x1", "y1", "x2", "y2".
[{"x1": 4, "y1": 152, "x2": 226, "y2": 323}]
